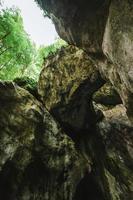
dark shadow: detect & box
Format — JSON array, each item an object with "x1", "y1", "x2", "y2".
[{"x1": 73, "y1": 172, "x2": 104, "y2": 200}]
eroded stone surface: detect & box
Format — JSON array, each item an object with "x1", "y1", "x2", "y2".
[
  {"x1": 36, "y1": 0, "x2": 110, "y2": 53},
  {"x1": 102, "y1": 0, "x2": 133, "y2": 122},
  {"x1": 38, "y1": 44, "x2": 133, "y2": 199},
  {"x1": 38, "y1": 45, "x2": 104, "y2": 139},
  {"x1": 93, "y1": 82, "x2": 122, "y2": 106},
  {"x1": 97, "y1": 105, "x2": 133, "y2": 200},
  {"x1": 0, "y1": 81, "x2": 88, "y2": 200},
  {"x1": 36, "y1": 0, "x2": 133, "y2": 122}
]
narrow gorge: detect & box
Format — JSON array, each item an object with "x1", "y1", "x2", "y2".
[{"x1": 0, "y1": 0, "x2": 133, "y2": 200}]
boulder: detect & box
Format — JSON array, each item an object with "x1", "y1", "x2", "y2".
[
  {"x1": 13, "y1": 76, "x2": 38, "y2": 99},
  {"x1": 38, "y1": 46, "x2": 105, "y2": 140},
  {"x1": 0, "y1": 81, "x2": 88, "y2": 200}
]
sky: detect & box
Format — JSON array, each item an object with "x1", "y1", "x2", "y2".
[{"x1": 2, "y1": 0, "x2": 58, "y2": 46}]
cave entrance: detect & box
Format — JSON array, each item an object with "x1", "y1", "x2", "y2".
[{"x1": 73, "y1": 172, "x2": 104, "y2": 200}]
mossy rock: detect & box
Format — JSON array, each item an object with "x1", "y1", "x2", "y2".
[
  {"x1": 13, "y1": 76, "x2": 38, "y2": 98},
  {"x1": 93, "y1": 83, "x2": 122, "y2": 106}
]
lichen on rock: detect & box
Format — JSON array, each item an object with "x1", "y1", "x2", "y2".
[
  {"x1": 38, "y1": 45, "x2": 105, "y2": 139},
  {"x1": 0, "y1": 81, "x2": 89, "y2": 200}
]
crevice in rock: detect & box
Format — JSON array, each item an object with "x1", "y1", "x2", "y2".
[{"x1": 73, "y1": 171, "x2": 105, "y2": 200}]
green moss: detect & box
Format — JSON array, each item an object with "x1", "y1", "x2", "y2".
[
  {"x1": 13, "y1": 76, "x2": 38, "y2": 98},
  {"x1": 93, "y1": 83, "x2": 122, "y2": 106}
]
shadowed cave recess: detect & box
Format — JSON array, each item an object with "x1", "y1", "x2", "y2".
[{"x1": 0, "y1": 0, "x2": 133, "y2": 200}]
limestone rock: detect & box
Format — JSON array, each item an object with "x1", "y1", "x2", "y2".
[
  {"x1": 35, "y1": 0, "x2": 110, "y2": 53},
  {"x1": 0, "y1": 81, "x2": 41, "y2": 171},
  {"x1": 38, "y1": 45, "x2": 105, "y2": 139},
  {"x1": 36, "y1": 0, "x2": 133, "y2": 122},
  {"x1": 13, "y1": 76, "x2": 38, "y2": 99},
  {"x1": 93, "y1": 82, "x2": 122, "y2": 106},
  {"x1": 0, "y1": 81, "x2": 88, "y2": 200},
  {"x1": 97, "y1": 105, "x2": 133, "y2": 199},
  {"x1": 102, "y1": 0, "x2": 133, "y2": 122}
]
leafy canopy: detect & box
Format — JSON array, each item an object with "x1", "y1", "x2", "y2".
[
  {"x1": 0, "y1": 7, "x2": 36, "y2": 80},
  {"x1": 0, "y1": 6, "x2": 67, "y2": 81}
]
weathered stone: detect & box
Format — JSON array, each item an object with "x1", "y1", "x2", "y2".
[
  {"x1": 0, "y1": 81, "x2": 88, "y2": 200},
  {"x1": 93, "y1": 82, "x2": 122, "y2": 106},
  {"x1": 13, "y1": 76, "x2": 38, "y2": 99},
  {"x1": 1, "y1": 0, "x2": 133, "y2": 199},
  {"x1": 36, "y1": 0, "x2": 133, "y2": 122},
  {"x1": 97, "y1": 105, "x2": 133, "y2": 200},
  {"x1": 37, "y1": 43, "x2": 133, "y2": 199},
  {"x1": 38, "y1": 45, "x2": 105, "y2": 139},
  {"x1": 36, "y1": 0, "x2": 110, "y2": 53},
  {"x1": 102, "y1": 0, "x2": 133, "y2": 122},
  {"x1": 73, "y1": 104, "x2": 133, "y2": 200}
]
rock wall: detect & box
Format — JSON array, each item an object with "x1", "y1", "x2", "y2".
[
  {"x1": 38, "y1": 46, "x2": 105, "y2": 140},
  {"x1": 38, "y1": 46, "x2": 133, "y2": 200},
  {"x1": 0, "y1": 0, "x2": 133, "y2": 199},
  {"x1": 0, "y1": 81, "x2": 88, "y2": 200},
  {"x1": 36, "y1": 0, "x2": 133, "y2": 122}
]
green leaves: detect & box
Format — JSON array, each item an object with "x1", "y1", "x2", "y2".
[
  {"x1": 0, "y1": 7, "x2": 36, "y2": 80},
  {"x1": 0, "y1": 6, "x2": 67, "y2": 81},
  {"x1": 37, "y1": 38, "x2": 67, "y2": 68}
]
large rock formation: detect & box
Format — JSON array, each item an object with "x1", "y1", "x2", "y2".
[
  {"x1": 36, "y1": 0, "x2": 133, "y2": 122},
  {"x1": 38, "y1": 46, "x2": 105, "y2": 140},
  {"x1": 38, "y1": 45, "x2": 133, "y2": 199},
  {"x1": 0, "y1": 81, "x2": 88, "y2": 200},
  {"x1": 0, "y1": 0, "x2": 133, "y2": 199},
  {"x1": 101, "y1": 0, "x2": 133, "y2": 122},
  {"x1": 96, "y1": 104, "x2": 133, "y2": 200},
  {"x1": 36, "y1": 0, "x2": 110, "y2": 53}
]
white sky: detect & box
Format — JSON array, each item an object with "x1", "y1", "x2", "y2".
[{"x1": 2, "y1": 0, "x2": 58, "y2": 46}]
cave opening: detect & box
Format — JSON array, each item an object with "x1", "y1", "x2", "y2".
[{"x1": 73, "y1": 172, "x2": 104, "y2": 200}]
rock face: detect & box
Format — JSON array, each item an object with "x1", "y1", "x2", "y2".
[
  {"x1": 101, "y1": 0, "x2": 133, "y2": 122},
  {"x1": 36, "y1": 0, "x2": 133, "y2": 122},
  {"x1": 93, "y1": 82, "x2": 122, "y2": 106},
  {"x1": 74, "y1": 104, "x2": 133, "y2": 200},
  {"x1": 36, "y1": 0, "x2": 110, "y2": 53},
  {"x1": 0, "y1": 0, "x2": 133, "y2": 199},
  {"x1": 38, "y1": 45, "x2": 105, "y2": 140},
  {"x1": 0, "y1": 81, "x2": 88, "y2": 200},
  {"x1": 38, "y1": 46, "x2": 133, "y2": 200},
  {"x1": 95, "y1": 105, "x2": 133, "y2": 200}
]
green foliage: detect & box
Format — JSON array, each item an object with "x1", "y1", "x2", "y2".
[
  {"x1": 0, "y1": 6, "x2": 67, "y2": 82},
  {"x1": 14, "y1": 76, "x2": 38, "y2": 97},
  {"x1": 0, "y1": 7, "x2": 36, "y2": 80},
  {"x1": 37, "y1": 39, "x2": 67, "y2": 68}
]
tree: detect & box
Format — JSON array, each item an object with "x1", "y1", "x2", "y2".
[
  {"x1": 0, "y1": 6, "x2": 67, "y2": 81},
  {"x1": 0, "y1": 7, "x2": 36, "y2": 80}
]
